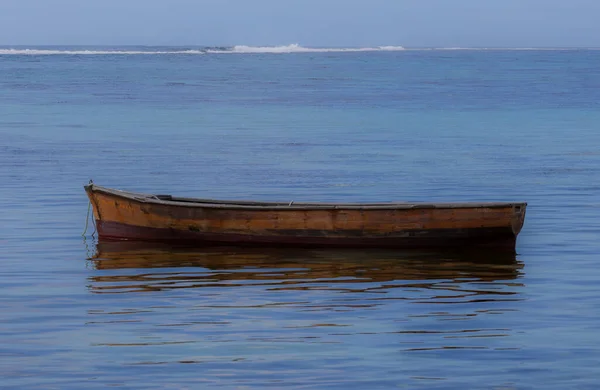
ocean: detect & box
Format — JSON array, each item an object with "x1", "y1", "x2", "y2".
[{"x1": 1, "y1": 45, "x2": 600, "y2": 389}]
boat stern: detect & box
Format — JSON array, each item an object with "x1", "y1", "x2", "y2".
[{"x1": 511, "y1": 203, "x2": 527, "y2": 236}]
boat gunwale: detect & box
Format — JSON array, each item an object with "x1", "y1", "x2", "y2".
[{"x1": 85, "y1": 185, "x2": 528, "y2": 211}]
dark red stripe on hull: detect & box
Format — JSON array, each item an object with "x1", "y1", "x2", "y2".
[{"x1": 96, "y1": 221, "x2": 517, "y2": 250}]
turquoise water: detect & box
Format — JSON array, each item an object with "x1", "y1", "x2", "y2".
[{"x1": 2, "y1": 47, "x2": 600, "y2": 389}]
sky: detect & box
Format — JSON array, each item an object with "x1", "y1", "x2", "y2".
[{"x1": 0, "y1": 0, "x2": 599, "y2": 47}]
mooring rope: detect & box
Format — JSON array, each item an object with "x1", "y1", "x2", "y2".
[
  {"x1": 91, "y1": 208, "x2": 97, "y2": 237},
  {"x1": 82, "y1": 201, "x2": 92, "y2": 237}
]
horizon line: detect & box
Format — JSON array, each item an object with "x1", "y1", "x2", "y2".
[{"x1": 1, "y1": 44, "x2": 600, "y2": 49}]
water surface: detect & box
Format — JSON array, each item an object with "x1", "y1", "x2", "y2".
[{"x1": 1, "y1": 48, "x2": 600, "y2": 389}]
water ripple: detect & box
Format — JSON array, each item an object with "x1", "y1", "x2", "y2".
[{"x1": 81, "y1": 242, "x2": 527, "y2": 369}]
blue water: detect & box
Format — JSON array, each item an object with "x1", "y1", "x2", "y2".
[{"x1": 2, "y1": 47, "x2": 600, "y2": 389}]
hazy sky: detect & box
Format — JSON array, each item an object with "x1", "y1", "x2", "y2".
[{"x1": 0, "y1": 0, "x2": 598, "y2": 47}]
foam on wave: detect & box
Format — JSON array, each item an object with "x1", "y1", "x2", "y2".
[
  {"x1": 0, "y1": 45, "x2": 406, "y2": 56},
  {"x1": 1, "y1": 46, "x2": 592, "y2": 56},
  {"x1": 209, "y1": 44, "x2": 406, "y2": 54},
  {"x1": 0, "y1": 49, "x2": 206, "y2": 55}
]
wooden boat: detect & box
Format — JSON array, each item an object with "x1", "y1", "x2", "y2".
[{"x1": 84, "y1": 183, "x2": 527, "y2": 250}]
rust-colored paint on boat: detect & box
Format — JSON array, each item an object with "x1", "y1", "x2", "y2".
[{"x1": 84, "y1": 184, "x2": 527, "y2": 250}]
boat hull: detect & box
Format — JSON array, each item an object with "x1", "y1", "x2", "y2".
[
  {"x1": 85, "y1": 185, "x2": 526, "y2": 251},
  {"x1": 96, "y1": 220, "x2": 518, "y2": 249}
]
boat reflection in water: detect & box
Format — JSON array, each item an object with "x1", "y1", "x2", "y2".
[
  {"x1": 88, "y1": 241, "x2": 523, "y2": 294},
  {"x1": 87, "y1": 241, "x2": 525, "y2": 357}
]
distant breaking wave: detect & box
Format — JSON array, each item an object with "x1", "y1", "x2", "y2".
[
  {"x1": 0, "y1": 44, "x2": 405, "y2": 55},
  {"x1": 0, "y1": 45, "x2": 595, "y2": 55},
  {"x1": 209, "y1": 44, "x2": 406, "y2": 53},
  {"x1": 0, "y1": 48, "x2": 206, "y2": 55}
]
